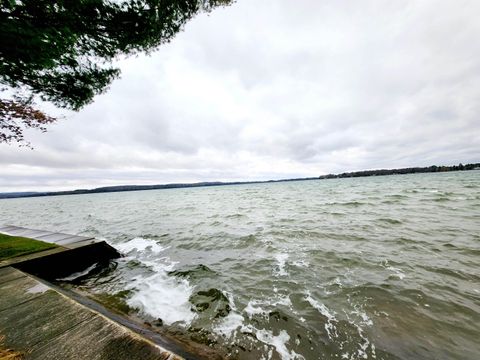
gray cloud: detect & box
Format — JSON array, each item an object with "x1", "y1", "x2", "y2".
[{"x1": 1, "y1": 0, "x2": 479, "y2": 192}]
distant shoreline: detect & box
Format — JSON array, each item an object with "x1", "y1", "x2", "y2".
[{"x1": 1, "y1": 162, "x2": 478, "y2": 200}]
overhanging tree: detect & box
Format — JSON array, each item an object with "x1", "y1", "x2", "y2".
[{"x1": 0, "y1": 0, "x2": 232, "y2": 145}]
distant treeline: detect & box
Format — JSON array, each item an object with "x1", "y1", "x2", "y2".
[
  {"x1": 0, "y1": 178, "x2": 315, "y2": 199},
  {"x1": 319, "y1": 163, "x2": 480, "y2": 179},
  {"x1": 0, "y1": 163, "x2": 478, "y2": 199}
]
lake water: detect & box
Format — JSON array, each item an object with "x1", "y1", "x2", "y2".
[{"x1": 1, "y1": 171, "x2": 479, "y2": 359}]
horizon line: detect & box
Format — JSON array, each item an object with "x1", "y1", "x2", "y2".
[{"x1": 1, "y1": 162, "x2": 478, "y2": 199}]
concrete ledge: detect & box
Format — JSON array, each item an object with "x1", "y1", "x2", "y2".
[
  {"x1": 0, "y1": 226, "x2": 207, "y2": 359},
  {"x1": 0, "y1": 267, "x2": 184, "y2": 360},
  {"x1": 15, "y1": 241, "x2": 120, "y2": 280},
  {"x1": 0, "y1": 247, "x2": 67, "y2": 269},
  {"x1": 0, "y1": 226, "x2": 121, "y2": 278}
]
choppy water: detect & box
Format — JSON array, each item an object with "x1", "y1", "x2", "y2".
[{"x1": 1, "y1": 171, "x2": 479, "y2": 359}]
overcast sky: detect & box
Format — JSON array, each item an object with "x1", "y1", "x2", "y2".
[{"x1": 1, "y1": 0, "x2": 479, "y2": 192}]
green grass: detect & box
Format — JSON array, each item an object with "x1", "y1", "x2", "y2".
[{"x1": 0, "y1": 233, "x2": 58, "y2": 261}]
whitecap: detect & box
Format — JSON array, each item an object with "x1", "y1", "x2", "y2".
[
  {"x1": 255, "y1": 329, "x2": 305, "y2": 360},
  {"x1": 275, "y1": 253, "x2": 289, "y2": 276},
  {"x1": 271, "y1": 294, "x2": 293, "y2": 308},
  {"x1": 214, "y1": 311, "x2": 245, "y2": 338},
  {"x1": 386, "y1": 266, "x2": 406, "y2": 280},
  {"x1": 245, "y1": 300, "x2": 267, "y2": 318},
  {"x1": 351, "y1": 308, "x2": 373, "y2": 327},
  {"x1": 115, "y1": 237, "x2": 166, "y2": 254},
  {"x1": 141, "y1": 258, "x2": 176, "y2": 272},
  {"x1": 116, "y1": 238, "x2": 195, "y2": 326},
  {"x1": 292, "y1": 259, "x2": 309, "y2": 268},
  {"x1": 126, "y1": 271, "x2": 195, "y2": 326}
]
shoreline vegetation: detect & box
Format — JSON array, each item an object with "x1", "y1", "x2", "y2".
[{"x1": 1, "y1": 162, "x2": 478, "y2": 200}]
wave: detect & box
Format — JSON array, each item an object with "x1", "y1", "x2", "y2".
[
  {"x1": 115, "y1": 236, "x2": 166, "y2": 254},
  {"x1": 274, "y1": 253, "x2": 289, "y2": 276},
  {"x1": 305, "y1": 293, "x2": 338, "y2": 339},
  {"x1": 378, "y1": 217, "x2": 403, "y2": 225},
  {"x1": 112, "y1": 237, "x2": 196, "y2": 326},
  {"x1": 168, "y1": 264, "x2": 216, "y2": 279},
  {"x1": 126, "y1": 270, "x2": 196, "y2": 325}
]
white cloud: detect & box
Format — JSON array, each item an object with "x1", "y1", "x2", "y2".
[{"x1": 1, "y1": 0, "x2": 479, "y2": 191}]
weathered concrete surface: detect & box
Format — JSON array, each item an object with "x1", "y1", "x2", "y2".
[
  {"x1": 0, "y1": 227, "x2": 197, "y2": 359},
  {"x1": 0, "y1": 225, "x2": 99, "y2": 249},
  {"x1": 0, "y1": 266, "x2": 25, "y2": 285},
  {"x1": 0, "y1": 267, "x2": 183, "y2": 360},
  {"x1": 0, "y1": 247, "x2": 67, "y2": 269}
]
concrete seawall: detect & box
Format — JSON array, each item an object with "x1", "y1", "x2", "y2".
[
  {"x1": 0, "y1": 267, "x2": 182, "y2": 359},
  {"x1": 0, "y1": 225, "x2": 192, "y2": 360},
  {"x1": 0, "y1": 225, "x2": 120, "y2": 276}
]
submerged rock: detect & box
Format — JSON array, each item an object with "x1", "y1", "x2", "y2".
[{"x1": 189, "y1": 288, "x2": 231, "y2": 318}]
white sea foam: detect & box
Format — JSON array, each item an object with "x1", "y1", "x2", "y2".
[
  {"x1": 126, "y1": 271, "x2": 195, "y2": 325},
  {"x1": 382, "y1": 260, "x2": 406, "y2": 280},
  {"x1": 275, "y1": 253, "x2": 289, "y2": 276},
  {"x1": 292, "y1": 259, "x2": 309, "y2": 268},
  {"x1": 344, "y1": 299, "x2": 376, "y2": 359},
  {"x1": 214, "y1": 311, "x2": 245, "y2": 337},
  {"x1": 305, "y1": 294, "x2": 338, "y2": 339},
  {"x1": 216, "y1": 298, "x2": 305, "y2": 360},
  {"x1": 115, "y1": 237, "x2": 166, "y2": 254},
  {"x1": 141, "y1": 258, "x2": 176, "y2": 272},
  {"x1": 244, "y1": 293, "x2": 293, "y2": 321},
  {"x1": 245, "y1": 300, "x2": 267, "y2": 318},
  {"x1": 255, "y1": 329, "x2": 305, "y2": 360},
  {"x1": 386, "y1": 266, "x2": 406, "y2": 280},
  {"x1": 272, "y1": 294, "x2": 293, "y2": 308},
  {"x1": 353, "y1": 325, "x2": 373, "y2": 359},
  {"x1": 115, "y1": 237, "x2": 194, "y2": 326},
  {"x1": 351, "y1": 308, "x2": 373, "y2": 327}
]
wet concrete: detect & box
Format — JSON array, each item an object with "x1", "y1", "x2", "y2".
[
  {"x1": 0, "y1": 267, "x2": 183, "y2": 360},
  {"x1": 0, "y1": 226, "x2": 189, "y2": 360}
]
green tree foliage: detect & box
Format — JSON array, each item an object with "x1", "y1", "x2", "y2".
[{"x1": 0, "y1": 0, "x2": 232, "y2": 144}]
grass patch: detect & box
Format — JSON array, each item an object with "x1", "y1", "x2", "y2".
[{"x1": 0, "y1": 233, "x2": 58, "y2": 261}]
